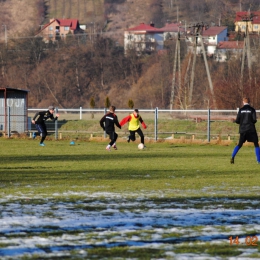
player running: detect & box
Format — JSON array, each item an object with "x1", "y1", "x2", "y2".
[
  {"x1": 100, "y1": 105, "x2": 121, "y2": 151},
  {"x1": 120, "y1": 108, "x2": 147, "y2": 146},
  {"x1": 31, "y1": 106, "x2": 59, "y2": 146}
]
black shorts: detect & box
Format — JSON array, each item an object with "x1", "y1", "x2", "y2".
[{"x1": 238, "y1": 132, "x2": 259, "y2": 145}]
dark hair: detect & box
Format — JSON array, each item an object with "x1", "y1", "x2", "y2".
[
  {"x1": 243, "y1": 97, "x2": 250, "y2": 103},
  {"x1": 134, "y1": 109, "x2": 139, "y2": 113},
  {"x1": 110, "y1": 106, "x2": 116, "y2": 112}
]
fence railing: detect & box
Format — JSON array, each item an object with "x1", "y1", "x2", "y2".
[{"x1": 25, "y1": 107, "x2": 245, "y2": 142}]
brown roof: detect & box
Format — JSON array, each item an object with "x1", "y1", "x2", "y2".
[
  {"x1": 217, "y1": 41, "x2": 244, "y2": 49},
  {"x1": 0, "y1": 87, "x2": 29, "y2": 92},
  {"x1": 202, "y1": 26, "x2": 227, "y2": 36},
  {"x1": 160, "y1": 23, "x2": 185, "y2": 33}
]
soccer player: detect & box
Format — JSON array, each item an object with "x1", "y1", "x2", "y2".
[
  {"x1": 231, "y1": 97, "x2": 260, "y2": 164},
  {"x1": 31, "y1": 106, "x2": 59, "y2": 146},
  {"x1": 120, "y1": 108, "x2": 147, "y2": 146},
  {"x1": 100, "y1": 105, "x2": 121, "y2": 151}
]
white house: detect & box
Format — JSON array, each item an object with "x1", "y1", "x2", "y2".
[
  {"x1": 202, "y1": 26, "x2": 228, "y2": 55},
  {"x1": 160, "y1": 22, "x2": 185, "y2": 40},
  {"x1": 124, "y1": 23, "x2": 164, "y2": 53},
  {"x1": 186, "y1": 26, "x2": 228, "y2": 55},
  {"x1": 214, "y1": 41, "x2": 244, "y2": 62},
  {"x1": 124, "y1": 23, "x2": 230, "y2": 58}
]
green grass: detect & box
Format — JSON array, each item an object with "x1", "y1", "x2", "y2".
[
  {"x1": 1, "y1": 138, "x2": 260, "y2": 259},
  {"x1": 0, "y1": 138, "x2": 260, "y2": 197}
]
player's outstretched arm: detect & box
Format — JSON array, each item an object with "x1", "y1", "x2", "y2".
[{"x1": 120, "y1": 115, "x2": 131, "y2": 126}]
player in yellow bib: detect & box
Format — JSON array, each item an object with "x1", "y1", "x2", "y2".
[{"x1": 120, "y1": 109, "x2": 147, "y2": 146}]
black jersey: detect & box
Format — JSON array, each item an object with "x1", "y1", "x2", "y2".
[
  {"x1": 33, "y1": 110, "x2": 58, "y2": 124},
  {"x1": 100, "y1": 112, "x2": 121, "y2": 132},
  {"x1": 235, "y1": 104, "x2": 257, "y2": 133}
]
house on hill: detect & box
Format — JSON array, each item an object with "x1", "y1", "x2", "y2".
[
  {"x1": 202, "y1": 26, "x2": 228, "y2": 55},
  {"x1": 186, "y1": 26, "x2": 228, "y2": 56},
  {"x1": 160, "y1": 22, "x2": 185, "y2": 40},
  {"x1": 214, "y1": 41, "x2": 244, "y2": 62},
  {"x1": 235, "y1": 11, "x2": 260, "y2": 33},
  {"x1": 36, "y1": 18, "x2": 83, "y2": 42},
  {"x1": 124, "y1": 23, "x2": 164, "y2": 53}
]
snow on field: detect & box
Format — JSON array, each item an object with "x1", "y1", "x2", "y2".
[{"x1": 0, "y1": 192, "x2": 260, "y2": 259}]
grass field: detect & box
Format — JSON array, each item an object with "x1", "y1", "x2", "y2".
[{"x1": 0, "y1": 138, "x2": 260, "y2": 259}]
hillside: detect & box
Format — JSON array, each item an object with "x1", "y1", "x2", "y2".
[
  {"x1": 0, "y1": 0, "x2": 40, "y2": 38},
  {"x1": 0, "y1": 0, "x2": 259, "y2": 43},
  {"x1": 1, "y1": 0, "x2": 260, "y2": 109},
  {"x1": 44, "y1": 0, "x2": 105, "y2": 26}
]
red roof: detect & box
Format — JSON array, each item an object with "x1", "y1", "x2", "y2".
[
  {"x1": 41, "y1": 18, "x2": 79, "y2": 31},
  {"x1": 217, "y1": 41, "x2": 244, "y2": 49},
  {"x1": 235, "y1": 11, "x2": 260, "y2": 24},
  {"x1": 202, "y1": 26, "x2": 227, "y2": 36},
  {"x1": 126, "y1": 23, "x2": 162, "y2": 33},
  {"x1": 58, "y1": 19, "x2": 79, "y2": 30}
]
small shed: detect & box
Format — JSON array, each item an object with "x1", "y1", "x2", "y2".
[{"x1": 0, "y1": 87, "x2": 29, "y2": 134}]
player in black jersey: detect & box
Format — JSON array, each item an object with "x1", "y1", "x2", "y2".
[
  {"x1": 100, "y1": 106, "x2": 121, "y2": 151},
  {"x1": 32, "y1": 106, "x2": 59, "y2": 146}
]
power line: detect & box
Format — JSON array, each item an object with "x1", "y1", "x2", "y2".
[{"x1": 6, "y1": 31, "x2": 114, "y2": 40}]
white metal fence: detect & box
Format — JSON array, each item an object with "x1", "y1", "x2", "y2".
[{"x1": 25, "y1": 107, "x2": 249, "y2": 142}]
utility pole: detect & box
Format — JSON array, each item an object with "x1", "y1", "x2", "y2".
[
  {"x1": 188, "y1": 34, "x2": 197, "y2": 106},
  {"x1": 188, "y1": 23, "x2": 216, "y2": 108},
  {"x1": 2, "y1": 25, "x2": 7, "y2": 47},
  {"x1": 200, "y1": 34, "x2": 216, "y2": 108},
  {"x1": 240, "y1": 13, "x2": 253, "y2": 86},
  {"x1": 218, "y1": 14, "x2": 221, "y2": 26},
  {"x1": 176, "y1": 5, "x2": 179, "y2": 22},
  {"x1": 169, "y1": 22, "x2": 216, "y2": 109},
  {"x1": 170, "y1": 31, "x2": 181, "y2": 110}
]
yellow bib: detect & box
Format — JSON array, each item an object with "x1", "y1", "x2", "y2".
[{"x1": 129, "y1": 114, "x2": 140, "y2": 131}]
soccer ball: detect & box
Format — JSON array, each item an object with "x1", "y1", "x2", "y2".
[
  {"x1": 138, "y1": 143, "x2": 144, "y2": 150},
  {"x1": 70, "y1": 141, "x2": 75, "y2": 145}
]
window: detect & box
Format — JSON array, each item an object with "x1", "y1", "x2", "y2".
[
  {"x1": 64, "y1": 26, "x2": 70, "y2": 31},
  {"x1": 147, "y1": 35, "x2": 154, "y2": 41},
  {"x1": 49, "y1": 34, "x2": 53, "y2": 38},
  {"x1": 146, "y1": 42, "x2": 154, "y2": 50},
  {"x1": 49, "y1": 26, "x2": 53, "y2": 31},
  {"x1": 254, "y1": 25, "x2": 259, "y2": 30}
]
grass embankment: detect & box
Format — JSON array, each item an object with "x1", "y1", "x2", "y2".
[{"x1": 56, "y1": 117, "x2": 242, "y2": 141}]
